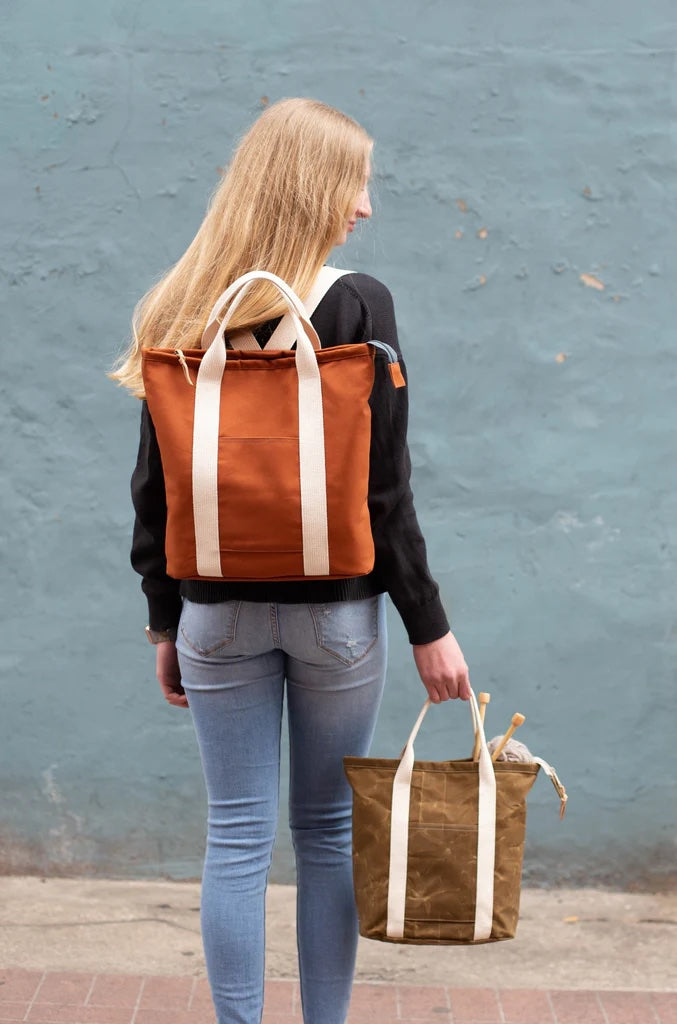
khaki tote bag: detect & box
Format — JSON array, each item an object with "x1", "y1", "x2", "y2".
[
  {"x1": 141, "y1": 270, "x2": 402, "y2": 582},
  {"x1": 344, "y1": 691, "x2": 543, "y2": 945}
]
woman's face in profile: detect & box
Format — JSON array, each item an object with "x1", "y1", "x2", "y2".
[{"x1": 335, "y1": 164, "x2": 372, "y2": 247}]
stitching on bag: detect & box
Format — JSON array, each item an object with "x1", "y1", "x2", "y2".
[
  {"x1": 408, "y1": 823, "x2": 478, "y2": 832},
  {"x1": 404, "y1": 916, "x2": 478, "y2": 925}
]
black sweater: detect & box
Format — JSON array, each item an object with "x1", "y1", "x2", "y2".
[{"x1": 130, "y1": 272, "x2": 450, "y2": 645}]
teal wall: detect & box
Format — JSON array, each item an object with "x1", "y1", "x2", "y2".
[{"x1": 2, "y1": 0, "x2": 675, "y2": 887}]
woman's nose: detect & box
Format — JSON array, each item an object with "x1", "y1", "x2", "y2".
[{"x1": 357, "y1": 191, "x2": 372, "y2": 220}]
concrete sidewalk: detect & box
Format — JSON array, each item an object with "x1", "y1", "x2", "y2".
[
  {"x1": 1, "y1": 878, "x2": 676, "y2": 989},
  {"x1": 0, "y1": 878, "x2": 675, "y2": 1023}
]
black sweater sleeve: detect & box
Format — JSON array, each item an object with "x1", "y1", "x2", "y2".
[
  {"x1": 350, "y1": 276, "x2": 451, "y2": 644},
  {"x1": 130, "y1": 402, "x2": 182, "y2": 631}
]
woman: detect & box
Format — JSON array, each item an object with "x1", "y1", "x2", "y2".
[{"x1": 112, "y1": 98, "x2": 470, "y2": 1024}]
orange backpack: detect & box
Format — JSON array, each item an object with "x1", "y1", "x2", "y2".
[{"x1": 141, "y1": 269, "x2": 404, "y2": 581}]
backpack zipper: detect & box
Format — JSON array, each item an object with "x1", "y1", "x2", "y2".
[
  {"x1": 367, "y1": 339, "x2": 398, "y2": 362},
  {"x1": 368, "y1": 340, "x2": 406, "y2": 388},
  {"x1": 175, "y1": 340, "x2": 402, "y2": 389}
]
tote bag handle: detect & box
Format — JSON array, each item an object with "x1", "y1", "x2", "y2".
[
  {"x1": 201, "y1": 266, "x2": 352, "y2": 352},
  {"x1": 386, "y1": 688, "x2": 497, "y2": 942},
  {"x1": 193, "y1": 271, "x2": 329, "y2": 578},
  {"x1": 200, "y1": 270, "x2": 323, "y2": 352}
]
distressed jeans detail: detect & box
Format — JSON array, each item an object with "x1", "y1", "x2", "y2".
[{"x1": 176, "y1": 595, "x2": 387, "y2": 1024}]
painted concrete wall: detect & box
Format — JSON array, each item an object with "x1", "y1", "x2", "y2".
[{"x1": 1, "y1": 0, "x2": 675, "y2": 888}]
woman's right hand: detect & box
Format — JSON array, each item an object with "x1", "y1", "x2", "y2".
[
  {"x1": 412, "y1": 631, "x2": 471, "y2": 703},
  {"x1": 156, "y1": 642, "x2": 189, "y2": 709}
]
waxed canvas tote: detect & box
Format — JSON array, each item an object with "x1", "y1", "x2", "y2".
[
  {"x1": 141, "y1": 270, "x2": 403, "y2": 582},
  {"x1": 344, "y1": 691, "x2": 541, "y2": 945}
]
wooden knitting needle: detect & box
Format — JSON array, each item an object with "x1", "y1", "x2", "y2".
[
  {"x1": 472, "y1": 692, "x2": 491, "y2": 760},
  {"x1": 491, "y1": 713, "x2": 525, "y2": 761}
]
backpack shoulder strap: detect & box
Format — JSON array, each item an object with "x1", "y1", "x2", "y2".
[{"x1": 232, "y1": 266, "x2": 353, "y2": 351}]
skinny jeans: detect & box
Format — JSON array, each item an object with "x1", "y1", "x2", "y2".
[{"x1": 176, "y1": 595, "x2": 387, "y2": 1024}]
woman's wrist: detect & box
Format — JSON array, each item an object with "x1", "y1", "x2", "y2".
[{"x1": 145, "y1": 625, "x2": 178, "y2": 644}]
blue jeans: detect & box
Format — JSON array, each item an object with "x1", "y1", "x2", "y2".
[{"x1": 176, "y1": 595, "x2": 388, "y2": 1024}]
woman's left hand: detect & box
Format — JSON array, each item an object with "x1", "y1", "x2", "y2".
[
  {"x1": 156, "y1": 641, "x2": 189, "y2": 709},
  {"x1": 412, "y1": 631, "x2": 471, "y2": 703}
]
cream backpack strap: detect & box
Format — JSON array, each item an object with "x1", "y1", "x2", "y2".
[{"x1": 225, "y1": 266, "x2": 353, "y2": 351}]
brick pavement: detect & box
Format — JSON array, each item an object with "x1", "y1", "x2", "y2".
[{"x1": 0, "y1": 971, "x2": 675, "y2": 1024}]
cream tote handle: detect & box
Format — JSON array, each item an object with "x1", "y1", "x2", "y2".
[
  {"x1": 202, "y1": 270, "x2": 322, "y2": 351},
  {"x1": 193, "y1": 270, "x2": 329, "y2": 578},
  {"x1": 200, "y1": 266, "x2": 352, "y2": 352},
  {"x1": 236, "y1": 266, "x2": 353, "y2": 351},
  {"x1": 386, "y1": 689, "x2": 497, "y2": 942}
]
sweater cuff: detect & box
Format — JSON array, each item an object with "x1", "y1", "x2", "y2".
[
  {"x1": 142, "y1": 581, "x2": 183, "y2": 632},
  {"x1": 397, "y1": 592, "x2": 451, "y2": 646}
]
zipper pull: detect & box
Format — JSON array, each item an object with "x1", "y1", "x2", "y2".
[
  {"x1": 175, "y1": 349, "x2": 194, "y2": 386},
  {"x1": 367, "y1": 340, "x2": 406, "y2": 389}
]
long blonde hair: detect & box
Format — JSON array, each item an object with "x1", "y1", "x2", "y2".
[{"x1": 110, "y1": 98, "x2": 373, "y2": 397}]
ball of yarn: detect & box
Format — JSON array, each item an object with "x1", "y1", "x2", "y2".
[{"x1": 487, "y1": 736, "x2": 534, "y2": 762}]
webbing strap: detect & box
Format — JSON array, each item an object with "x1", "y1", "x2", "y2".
[
  {"x1": 262, "y1": 267, "x2": 352, "y2": 350},
  {"x1": 205, "y1": 267, "x2": 353, "y2": 352}
]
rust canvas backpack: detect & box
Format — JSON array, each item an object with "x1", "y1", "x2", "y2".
[{"x1": 141, "y1": 269, "x2": 404, "y2": 582}]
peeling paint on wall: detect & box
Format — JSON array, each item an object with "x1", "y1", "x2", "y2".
[{"x1": 580, "y1": 272, "x2": 605, "y2": 290}]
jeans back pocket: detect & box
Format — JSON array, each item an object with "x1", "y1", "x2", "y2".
[
  {"x1": 178, "y1": 599, "x2": 242, "y2": 657},
  {"x1": 309, "y1": 597, "x2": 380, "y2": 666}
]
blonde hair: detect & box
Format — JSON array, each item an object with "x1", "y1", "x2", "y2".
[{"x1": 110, "y1": 97, "x2": 373, "y2": 396}]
